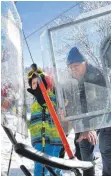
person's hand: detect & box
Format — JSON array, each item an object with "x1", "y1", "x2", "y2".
[{"x1": 76, "y1": 131, "x2": 97, "y2": 145}]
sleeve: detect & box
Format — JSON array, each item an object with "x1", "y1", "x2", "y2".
[
  {"x1": 27, "y1": 88, "x2": 37, "y2": 97},
  {"x1": 27, "y1": 88, "x2": 33, "y2": 95},
  {"x1": 96, "y1": 68, "x2": 106, "y2": 87}
]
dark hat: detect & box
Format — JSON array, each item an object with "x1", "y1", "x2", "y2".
[
  {"x1": 31, "y1": 63, "x2": 38, "y2": 71},
  {"x1": 67, "y1": 47, "x2": 85, "y2": 65}
]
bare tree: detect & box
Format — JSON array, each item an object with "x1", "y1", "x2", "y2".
[
  {"x1": 80, "y1": 1, "x2": 111, "y2": 13},
  {"x1": 48, "y1": 2, "x2": 111, "y2": 70}
]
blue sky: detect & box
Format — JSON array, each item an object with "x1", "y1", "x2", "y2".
[{"x1": 16, "y1": 1, "x2": 78, "y2": 68}]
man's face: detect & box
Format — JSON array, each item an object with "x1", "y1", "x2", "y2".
[
  {"x1": 32, "y1": 78, "x2": 38, "y2": 90},
  {"x1": 68, "y1": 62, "x2": 86, "y2": 79}
]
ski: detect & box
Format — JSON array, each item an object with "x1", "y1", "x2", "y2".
[{"x1": 15, "y1": 142, "x2": 95, "y2": 170}]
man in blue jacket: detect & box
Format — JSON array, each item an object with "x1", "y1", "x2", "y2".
[{"x1": 67, "y1": 47, "x2": 111, "y2": 176}]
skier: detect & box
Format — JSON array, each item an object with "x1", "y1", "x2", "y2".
[
  {"x1": 66, "y1": 47, "x2": 111, "y2": 176},
  {"x1": 27, "y1": 65, "x2": 63, "y2": 176}
]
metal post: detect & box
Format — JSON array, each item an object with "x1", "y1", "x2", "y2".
[
  {"x1": 7, "y1": 132, "x2": 16, "y2": 176},
  {"x1": 41, "y1": 106, "x2": 46, "y2": 176}
]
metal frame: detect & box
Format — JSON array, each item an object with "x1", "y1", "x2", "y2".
[
  {"x1": 100, "y1": 36, "x2": 111, "y2": 119},
  {"x1": 46, "y1": 5, "x2": 111, "y2": 122}
]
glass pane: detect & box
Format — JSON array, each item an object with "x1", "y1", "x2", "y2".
[
  {"x1": 41, "y1": 5, "x2": 111, "y2": 133},
  {"x1": 1, "y1": 2, "x2": 27, "y2": 135}
]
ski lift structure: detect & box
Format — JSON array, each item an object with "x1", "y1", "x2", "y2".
[{"x1": 1, "y1": 1, "x2": 111, "y2": 176}]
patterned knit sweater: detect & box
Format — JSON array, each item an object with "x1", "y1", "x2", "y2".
[{"x1": 29, "y1": 91, "x2": 62, "y2": 147}]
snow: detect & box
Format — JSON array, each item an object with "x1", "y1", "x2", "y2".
[{"x1": 1, "y1": 128, "x2": 34, "y2": 176}]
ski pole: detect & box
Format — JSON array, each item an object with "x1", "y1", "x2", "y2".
[
  {"x1": 7, "y1": 132, "x2": 16, "y2": 175},
  {"x1": 41, "y1": 106, "x2": 57, "y2": 176},
  {"x1": 20, "y1": 165, "x2": 32, "y2": 176},
  {"x1": 37, "y1": 75, "x2": 74, "y2": 159}
]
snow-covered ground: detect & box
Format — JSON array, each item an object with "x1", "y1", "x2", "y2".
[
  {"x1": 1, "y1": 127, "x2": 102, "y2": 176},
  {"x1": 1, "y1": 128, "x2": 34, "y2": 176}
]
